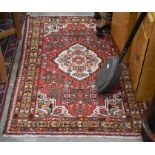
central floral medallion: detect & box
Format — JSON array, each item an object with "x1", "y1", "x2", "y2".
[{"x1": 54, "y1": 44, "x2": 102, "y2": 80}]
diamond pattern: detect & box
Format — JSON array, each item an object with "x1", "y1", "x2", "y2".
[{"x1": 54, "y1": 44, "x2": 102, "y2": 80}]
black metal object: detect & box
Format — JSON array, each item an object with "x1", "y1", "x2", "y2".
[
  {"x1": 142, "y1": 94, "x2": 155, "y2": 142},
  {"x1": 95, "y1": 12, "x2": 112, "y2": 37},
  {"x1": 96, "y1": 25, "x2": 111, "y2": 37},
  {"x1": 148, "y1": 94, "x2": 155, "y2": 132},
  {"x1": 94, "y1": 12, "x2": 101, "y2": 20},
  {"x1": 96, "y1": 12, "x2": 147, "y2": 93},
  {"x1": 118, "y1": 12, "x2": 147, "y2": 63}
]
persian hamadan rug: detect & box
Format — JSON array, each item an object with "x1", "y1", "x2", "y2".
[{"x1": 5, "y1": 16, "x2": 142, "y2": 136}]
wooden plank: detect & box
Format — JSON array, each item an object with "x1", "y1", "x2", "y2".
[
  {"x1": 13, "y1": 13, "x2": 21, "y2": 39},
  {"x1": 0, "y1": 47, "x2": 7, "y2": 83},
  {"x1": 129, "y1": 25, "x2": 149, "y2": 91},
  {"x1": 141, "y1": 13, "x2": 155, "y2": 39},
  {"x1": 136, "y1": 24, "x2": 155, "y2": 102},
  {"x1": 0, "y1": 28, "x2": 16, "y2": 39},
  {"x1": 111, "y1": 13, "x2": 131, "y2": 52},
  {"x1": 0, "y1": 13, "x2": 21, "y2": 39},
  {"x1": 111, "y1": 12, "x2": 138, "y2": 63}
]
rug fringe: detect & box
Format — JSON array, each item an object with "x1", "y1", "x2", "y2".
[
  {"x1": 3, "y1": 134, "x2": 142, "y2": 140},
  {"x1": 27, "y1": 13, "x2": 93, "y2": 17}
]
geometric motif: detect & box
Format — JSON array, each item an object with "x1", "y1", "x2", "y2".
[{"x1": 54, "y1": 44, "x2": 102, "y2": 80}]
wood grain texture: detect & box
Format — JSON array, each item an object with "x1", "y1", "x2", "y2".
[
  {"x1": 13, "y1": 13, "x2": 21, "y2": 38},
  {"x1": 111, "y1": 12, "x2": 138, "y2": 62},
  {"x1": 111, "y1": 12, "x2": 155, "y2": 102},
  {"x1": 0, "y1": 28, "x2": 16, "y2": 39},
  {"x1": 0, "y1": 13, "x2": 21, "y2": 39},
  {"x1": 141, "y1": 13, "x2": 154, "y2": 39},
  {"x1": 0, "y1": 47, "x2": 7, "y2": 82},
  {"x1": 136, "y1": 24, "x2": 155, "y2": 102},
  {"x1": 129, "y1": 25, "x2": 149, "y2": 91}
]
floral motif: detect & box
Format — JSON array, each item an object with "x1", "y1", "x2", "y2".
[
  {"x1": 54, "y1": 44, "x2": 102, "y2": 80},
  {"x1": 44, "y1": 23, "x2": 67, "y2": 36},
  {"x1": 35, "y1": 91, "x2": 71, "y2": 117}
]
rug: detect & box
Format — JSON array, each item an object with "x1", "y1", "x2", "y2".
[
  {"x1": 5, "y1": 16, "x2": 142, "y2": 136},
  {"x1": 0, "y1": 13, "x2": 26, "y2": 120}
]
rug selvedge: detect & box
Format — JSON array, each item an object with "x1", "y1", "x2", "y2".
[{"x1": 5, "y1": 16, "x2": 142, "y2": 136}]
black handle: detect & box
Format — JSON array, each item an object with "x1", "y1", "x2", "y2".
[{"x1": 118, "y1": 12, "x2": 147, "y2": 64}]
